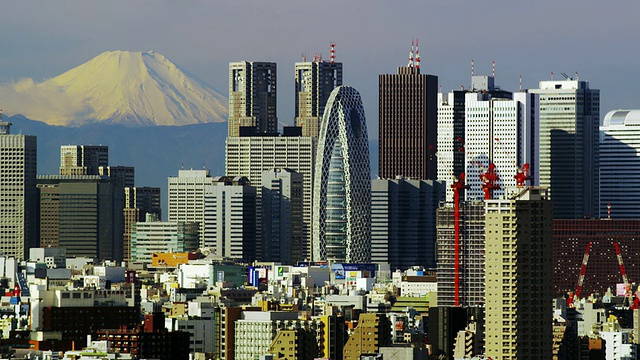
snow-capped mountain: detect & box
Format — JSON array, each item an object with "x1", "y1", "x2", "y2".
[{"x1": 0, "y1": 51, "x2": 228, "y2": 126}]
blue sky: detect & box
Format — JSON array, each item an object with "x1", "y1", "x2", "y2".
[{"x1": 1, "y1": 1, "x2": 639, "y2": 139}]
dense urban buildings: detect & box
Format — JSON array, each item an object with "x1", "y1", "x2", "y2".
[
  {"x1": 261, "y1": 168, "x2": 304, "y2": 264},
  {"x1": 59, "y1": 144, "x2": 108, "y2": 175},
  {"x1": 531, "y1": 78, "x2": 600, "y2": 219},
  {"x1": 294, "y1": 58, "x2": 342, "y2": 143},
  {"x1": 123, "y1": 186, "x2": 162, "y2": 262},
  {"x1": 371, "y1": 177, "x2": 444, "y2": 270},
  {"x1": 379, "y1": 52, "x2": 438, "y2": 180},
  {"x1": 228, "y1": 61, "x2": 277, "y2": 137},
  {"x1": 599, "y1": 109, "x2": 640, "y2": 218},
  {"x1": 484, "y1": 187, "x2": 553, "y2": 359},
  {"x1": 0, "y1": 121, "x2": 37, "y2": 260},
  {"x1": 225, "y1": 134, "x2": 314, "y2": 260},
  {"x1": 313, "y1": 85, "x2": 371, "y2": 263}
]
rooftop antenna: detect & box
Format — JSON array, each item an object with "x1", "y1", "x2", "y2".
[
  {"x1": 492, "y1": 60, "x2": 495, "y2": 78},
  {"x1": 561, "y1": 72, "x2": 570, "y2": 80},
  {"x1": 439, "y1": 85, "x2": 442, "y2": 93},
  {"x1": 181, "y1": 163, "x2": 184, "y2": 170},
  {"x1": 460, "y1": 85, "x2": 464, "y2": 91},
  {"x1": 519, "y1": 75, "x2": 522, "y2": 92},
  {"x1": 203, "y1": 162, "x2": 206, "y2": 170},
  {"x1": 551, "y1": 72, "x2": 554, "y2": 80},
  {"x1": 471, "y1": 59, "x2": 474, "y2": 77},
  {"x1": 330, "y1": 43, "x2": 336, "y2": 63},
  {"x1": 302, "y1": 53, "x2": 307, "y2": 62},
  {"x1": 408, "y1": 39, "x2": 414, "y2": 67},
  {"x1": 575, "y1": 71, "x2": 579, "y2": 80},
  {"x1": 415, "y1": 38, "x2": 421, "y2": 69}
]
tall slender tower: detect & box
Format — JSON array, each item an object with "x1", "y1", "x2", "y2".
[
  {"x1": 530, "y1": 78, "x2": 599, "y2": 218},
  {"x1": 313, "y1": 86, "x2": 370, "y2": 263},
  {"x1": 484, "y1": 187, "x2": 553, "y2": 359},
  {"x1": 228, "y1": 61, "x2": 277, "y2": 137},
  {"x1": 294, "y1": 49, "x2": 342, "y2": 143},
  {"x1": 379, "y1": 40, "x2": 438, "y2": 180},
  {"x1": 0, "y1": 120, "x2": 37, "y2": 259}
]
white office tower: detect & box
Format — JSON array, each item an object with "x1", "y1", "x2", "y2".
[
  {"x1": 437, "y1": 91, "x2": 456, "y2": 202},
  {"x1": 313, "y1": 86, "x2": 371, "y2": 263},
  {"x1": 531, "y1": 78, "x2": 599, "y2": 218},
  {"x1": 168, "y1": 169, "x2": 216, "y2": 248},
  {"x1": 261, "y1": 169, "x2": 304, "y2": 264},
  {"x1": 225, "y1": 135, "x2": 314, "y2": 260},
  {"x1": 600, "y1": 110, "x2": 640, "y2": 219},
  {"x1": 0, "y1": 120, "x2": 37, "y2": 260},
  {"x1": 464, "y1": 92, "x2": 537, "y2": 200},
  {"x1": 130, "y1": 214, "x2": 199, "y2": 264},
  {"x1": 202, "y1": 176, "x2": 256, "y2": 262}
]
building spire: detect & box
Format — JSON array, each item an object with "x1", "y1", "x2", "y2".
[
  {"x1": 408, "y1": 39, "x2": 414, "y2": 67},
  {"x1": 415, "y1": 38, "x2": 420, "y2": 69}
]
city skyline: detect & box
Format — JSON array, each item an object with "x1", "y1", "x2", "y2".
[{"x1": 1, "y1": 1, "x2": 640, "y2": 140}]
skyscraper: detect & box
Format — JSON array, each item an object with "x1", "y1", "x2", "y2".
[
  {"x1": 379, "y1": 45, "x2": 437, "y2": 180},
  {"x1": 484, "y1": 187, "x2": 553, "y2": 359},
  {"x1": 313, "y1": 86, "x2": 370, "y2": 263},
  {"x1": 225, "y1": 135, "x2": 314, "y2": 260},
  {"x1": 294, "y1": 58, "x2": 342, "y2": 143},
  {"x1": 228, "y1": 61, "x2": 277, "y2": 137},
  {"x1": 531, "y1": 78, "x2": 599, "y2": 218},
  {"x1": 0, "y1": 120, "x2": 37, "y2": 260},
  {"x1": 168, "y1": 169, "x2": 216, "y2": 248},
  {"x1": 202, "y1": 176, "x2": 257, "y2": 262},
  {"x1": 261, "y1": 168, "x2": 304, "y2": 264},
  {"x1": 59, "y1": 145, "x2": 108, "y2": 175},
  {"x1": 123, "y1": 186, "x2": 161, "y2": 262},
  {"x1": 599, "y1": 110, "x2": 640, "y2": 218},
  {"x1": 37, "y1": 175, "x2": 123, "y2": 261},
  {"x1": 130, "y1": 214, "x2": 199, "y2": 264},
  {"x1": 463, "y1": 92, "x2": 537, "y2": 200},
  {"x1": 371, "y1": 178, "x2": 444, "y2": 270}
]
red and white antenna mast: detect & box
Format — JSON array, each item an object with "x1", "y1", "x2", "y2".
[
  {"x1": 492, "y1": 60, "x2": 495, "y2": 78},
  {"x1": 408, "y1": 39, "x2": 414, "y2": 67},
  {"x1": 415, "y1": 38, "x2": 420, "y2": 69},
  {"x1": 330, "y1": 43, "x2": 336, "y2": 63},
  {"x1": 519, "y1": 74, "x2": 522, "y2": 92},
  {"x1": 471, "y1": 59, "x2": 474, "y2": 77}
]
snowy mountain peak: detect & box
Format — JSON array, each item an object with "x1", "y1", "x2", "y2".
[{"x1": 0, "y1": 51, "x2": 228, "y2": 126}]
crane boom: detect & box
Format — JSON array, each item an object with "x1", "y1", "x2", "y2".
[{"x1": 568, "y1": 242, "x2": 592, "y2": 308}]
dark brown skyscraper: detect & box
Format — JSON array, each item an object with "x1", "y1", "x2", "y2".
[{"x1": 379, "y1": 49, "x2": 438, "y2": 180}]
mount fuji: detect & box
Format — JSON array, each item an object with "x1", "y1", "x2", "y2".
[{"x1": 0, "y1": 50, "x2": 227, "y2": 126}]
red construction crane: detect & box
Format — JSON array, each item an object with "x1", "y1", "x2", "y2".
[
  {"x1": 451, "y1": 173, "x2": 469, "y2": 306},
  {"x1": 480, "y1": 163, "x2": 500, "y2": 200},
  {"x1": 514, "y1": 163, "x2": 531, "y2": 187},
  {"x1": 567, "y1": 242, "x2": 592, "y2": 308}
]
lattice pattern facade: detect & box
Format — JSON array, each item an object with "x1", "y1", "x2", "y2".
[{"x1": 313, "y1": 86, "x2": 371, "y2": 262}]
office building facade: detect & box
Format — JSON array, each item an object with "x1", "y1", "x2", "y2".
[
  {"x1": 294, "y1": 60, "x2": 342, "y2": 142},
  {"x1": 0, "y1": 121, "x2": 37, "y2": 259},
  {"x1": 123, "y1": 186, "x2": 161, "y2": 262},
  {"x1": 531, "y1": 79, "x2": 599, "y2": 218},
  {"x1": 130, "y1": 214, "x2": 199, "y2": 264},
  {"x1": 168, "y1": 169, "x2": 217, "y2": 248},
  {"x1": 313, "y1": 86, "x2": 371, "y2": 263},
  {"x1": 371, "y1": 178, "x2": 445, "y2": 270},
  {"x1": 464, "y1": 92, "x2": 538, "y2": 200},
  {"x1": 228, "y1": 61, "x2": 277, "y2": 137},
  {"x1": 261, "y1": 168, "x2": 304, "y2": 264},
  {"x1": 37, "y1": 175, "x2": 123, "y2": 261},
  {"x1": 599, "y1": 109, "x2": 640, "y2": 219},
  {"x1": 379, "y1": 65, "x2": 438, "y2": 180},
  {"x1": 202, "y1": 176, "x2": 257, "y2": 262},
  {"x1": 484, "y1": 187, "x2": 553, "y2": 359}
]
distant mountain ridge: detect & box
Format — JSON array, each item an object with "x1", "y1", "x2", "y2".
[{"x1": 0, "y1": 51, "x2": 228, "y2": 127}]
